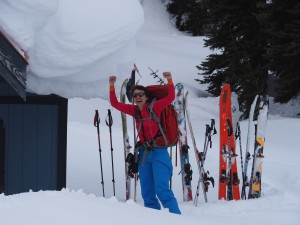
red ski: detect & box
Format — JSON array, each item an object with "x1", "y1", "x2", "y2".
[{"x1": 219, "y1": 84, "x2": 240, "y2": 200}]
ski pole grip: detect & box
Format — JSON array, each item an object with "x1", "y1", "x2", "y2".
[
  {"x1": 211, "y1": 119, "x2": 217, "y2": 135},
  {"x1": 106, "y1": 109, "x2": 113, "y2": 126},
  {"x1": 205, "y1": 124, "x2": 210, "y2": 136},
  {"x1": 94, "y1": 110, "x2": 100, "y2": 127}
]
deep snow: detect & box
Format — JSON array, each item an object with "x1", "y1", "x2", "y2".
[{"x1": 1, "y1": 0, "x2": 300, "y2": 224}]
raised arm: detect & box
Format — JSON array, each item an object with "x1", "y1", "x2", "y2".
[
  {"x1": 109, "y1": 76, "x2": 135, "y2": 116},
  {"x1": 153, "y1": 72, "x2": 175, "y2": 114}
]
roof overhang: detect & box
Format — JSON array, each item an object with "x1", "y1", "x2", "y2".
[{"x1": 0, "y1": 30, "x2": 28, "y2": 101}]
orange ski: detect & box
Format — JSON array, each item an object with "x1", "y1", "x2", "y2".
[{"x1": 219, "y1": 84, "x2": 240, "y2": 200}]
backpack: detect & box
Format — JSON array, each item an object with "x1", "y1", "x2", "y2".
[{"x1": 135, "y1": 85, "x2": 179, "y2": 147}]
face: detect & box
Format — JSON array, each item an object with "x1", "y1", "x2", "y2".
[{"x1": 133, "y1": 90, "x2": 148, "y2": 109}]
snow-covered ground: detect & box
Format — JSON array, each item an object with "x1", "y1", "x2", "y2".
[{"x1": 1, "y1": 0, "x2": 300, "y2": 224}]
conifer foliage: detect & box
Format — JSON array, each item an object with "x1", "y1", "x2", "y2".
[
  {"x1": 195, "y1": 0, "x2": 269, "y2": 118},
  {"x1": 166, "y1": 0, "x2": 207, "y2": 36},
  {"x1": 265, "y1": 0, "x2": 300, "y2": 103},
  {"x1": 166, "y1": 0, "x2": 300, "y2": 117}
]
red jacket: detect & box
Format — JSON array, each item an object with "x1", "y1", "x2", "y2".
[{"x1": 110, "y1": 79, "x2": 175, "y2": 142}]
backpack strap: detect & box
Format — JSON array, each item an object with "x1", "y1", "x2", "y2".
[
  {"x1": 134, "y1": 108, "x2": 147, "y2": 142},
  {"x1": 147, "y1": 99, "x2": 168, "y2": 146},
  {"x1": 134, "y1": 100, "x2": 168, "y2": 147}
]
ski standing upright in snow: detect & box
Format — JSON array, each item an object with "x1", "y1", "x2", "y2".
[
  {"x1": 219, "y1": 84, "x2": 240, "y2": 200},
  {"x1": 241, "y1": 95, "x2": 258, "y2": 199},
  {"x1": 174, "y1": 83, "x2": 193, "y2": 201},
  {"x1": 123, "y1": 65, "x2": 140, "y2": 201},
  {"x1": 120, "y1": 78, "x2": 132, "y2": 200},
  {"x1": 248, "y1": 95, "x2": 269, "y2": 199}
]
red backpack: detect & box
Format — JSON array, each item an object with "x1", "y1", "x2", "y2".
[{"x1": 143, "y1": 85, "x2": 179, "y2": 147}]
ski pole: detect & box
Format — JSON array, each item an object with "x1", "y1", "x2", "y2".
[
  {"x1": 203, "y1": 119, "x2": 217, "y2": 159},
  {"x1": 226, "y1": 118, "x2": 234, "y2": 201},
  {"x1": 195, "y1": 124, "x2": 210, "y2": 205},
  {"x1": 175, "y1": 143, "x2": 178, "y2": 167},
  {"x1": 194, "y1": 119, "x2": 216, "y2": 206},
  {"x1": 106, "y1": 109, "x2": 116, "y2": 196},
  {"x1": 169, "y1": 147, "x2": 173, "y2": 189},
  {"x1": 248, "y1": 124, "x2": 258, "y2": 199},
  {"x1": 235, "y1": 122, "x2": 247, "y2": 199},
  {"x1": 94, "y1": 110, "x2": 105, "y2": 197}
]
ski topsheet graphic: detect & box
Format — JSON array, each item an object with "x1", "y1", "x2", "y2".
[
  {"x1": 219, "y1": 84, "x2": 240, "y2": 200},
  {"x1": 248, "y1": 95, "x2": 269, "y2": 199},
  {"x1": 174, "y1": 83, "x2": 193, "y2": 201}
]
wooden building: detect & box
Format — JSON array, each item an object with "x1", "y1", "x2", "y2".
[{"x1": 0, "y1": 31, "x2": 68, "y2": 195}]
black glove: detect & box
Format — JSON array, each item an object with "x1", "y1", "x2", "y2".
[{"x1": 126, "y1": 153, "x2": 138, "y2": 178}]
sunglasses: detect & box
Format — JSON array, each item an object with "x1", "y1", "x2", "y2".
[{"x1": 133, "y1": 92, "x2": 145, "y2": 98}]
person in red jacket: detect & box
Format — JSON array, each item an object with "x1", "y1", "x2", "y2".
[{"x1": 109, "y1": 72, "x2": 181, "y2": 214}]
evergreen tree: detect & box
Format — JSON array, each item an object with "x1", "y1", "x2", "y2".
[
  {"x1": 166, "y1": 0, "x2": 299, "y2": 113},
  {"x1": 195, "y1": 0, "x2": 269, "y2": 118},
  {"x1": 266, "y1": 0, "x2": 300, "y2": 103},
  {"x1": 166, "y1": 0, "x2": 207, "y2": 36}
]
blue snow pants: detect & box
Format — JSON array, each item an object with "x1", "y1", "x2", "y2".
[{"x1": 138, "y1": 146, "x2": 181, "y2": 215}]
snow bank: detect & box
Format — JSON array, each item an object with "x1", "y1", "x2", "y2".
[{"x1": 0, "y1": 0, "x2": 144, "y2": 99}]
